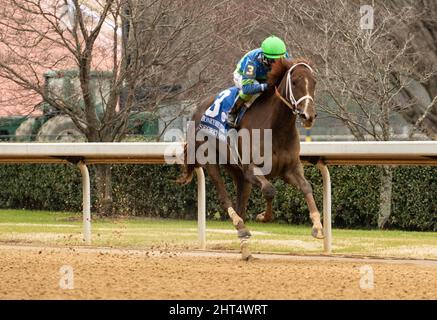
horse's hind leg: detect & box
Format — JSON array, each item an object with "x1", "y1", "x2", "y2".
[
  {"x1": 224, "y1": 165, "x2": 252, "y2": 221},
  {"x1": 284, "y1": 162, "x2": 324, "y2": 239},
  {"x1": 175, "y1": 142, "x2": 196, "y2": 185},
  {"x1": 205, "y1": 163, "x2": 253, "y2": 260},
  {"x1": 175, "y1": 163, "x2": 195, "y2": 185},
  {"x1": 243, "y1": 164, "x2": 275, "y2": 223},
  {"x1": 236, "y1": 179, "x2": 252, "y2": 221}
]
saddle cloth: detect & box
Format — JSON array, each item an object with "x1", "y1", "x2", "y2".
[{"x1": 198, "y1": 87, "x2": 240, "y2": 142}]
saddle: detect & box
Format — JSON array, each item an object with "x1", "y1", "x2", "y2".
[{"x1": 197, "y1": 87, "x2": 247, "y2": 142}]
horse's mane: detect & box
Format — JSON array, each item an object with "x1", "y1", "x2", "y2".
[{"x1": 267, "y1": 58, "x2": 313, "y2": 87}]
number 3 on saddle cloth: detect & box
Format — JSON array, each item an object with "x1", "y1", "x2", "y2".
[{"x1": 198, "y1": 87, "x2": 247, "y2": 143}]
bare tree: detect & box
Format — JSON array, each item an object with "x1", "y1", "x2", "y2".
[
  {"x1": 0, "y1": 0, "x2": 242, "y2": 214},
  {"x1": 385, "y1": 0, "x2": 437, "y2": 138},
  {"x1": 0, "y1": 0, "x2": 122, "y2": 213}
]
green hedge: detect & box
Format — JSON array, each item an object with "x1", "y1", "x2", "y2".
[
  {"x1": 0, "y1": 164, "x2": 435, "y2": 231},
  {"x1": 0, "y1": 164, "x2": 83, "y2": 211}
]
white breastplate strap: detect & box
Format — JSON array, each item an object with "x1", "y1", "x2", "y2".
[{"x1": 286, "y1": 63, "x2": 314, "y2": 108}]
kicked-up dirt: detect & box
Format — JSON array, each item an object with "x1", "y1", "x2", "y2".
[{"x1": 0, "y1": 244, "x2": 436, "y2": 300}]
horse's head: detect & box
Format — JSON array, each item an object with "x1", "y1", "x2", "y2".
[
  {"x1": 269, "y1": 59, "x2": 317, "y2": 128},
  {"x1": 288, "y1": 62, "x2": 317, "y2": 128}
]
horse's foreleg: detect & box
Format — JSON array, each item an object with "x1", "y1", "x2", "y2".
[
  {"x1": 284, "y1": 162, "x2": 324, "y2": 239},
  {"x1": 243, "y1": 164, "x2": 275, "y2": 223},
  {"x1": 205, "y1": 164, "x2": 253, "y2": 260}
]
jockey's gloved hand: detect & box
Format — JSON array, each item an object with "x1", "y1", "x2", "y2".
[{"x1": 260, "y1": 83, "x2": 269, "y2": 91}]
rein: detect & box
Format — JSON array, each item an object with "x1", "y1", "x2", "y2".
[{"x1": 274, "y1": 63, "x2": 314, "y2": 115}]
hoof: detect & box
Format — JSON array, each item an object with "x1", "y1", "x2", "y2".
[
  {"x1": 242, "y1": 254, "x2": 255, "y2": 262},
  {"x1": 175, "y1": 175, "x2": 191, "y2": 185},
  {"x1": 311, "y1": 227, "x2": 324, "y2": 239},
  {"x1": 237, "y1": 228, "x2": 252, "y2": 238},
  {"x1": 255, "y1": 212, "x2": 272, "y2": 223},
  {"x1": 240, "y1": 239, "x2": 252, "y2": 261},
  {"x1": 175, "y1": 177, "x2": 188, "y2": 186},
  {"x1": 256, "y1": 212, "x2": 265, "y2": 222}
]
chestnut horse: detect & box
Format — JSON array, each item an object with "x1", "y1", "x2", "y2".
[{"x1": 177, "y1": 58, "x2": 324, "y2": 260}]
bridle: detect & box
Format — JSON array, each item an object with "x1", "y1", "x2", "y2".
[{"x1": 274, "y1": 62, "x2": 314, "y2": 116}]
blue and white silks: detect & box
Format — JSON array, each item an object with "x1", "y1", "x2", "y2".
[{"x1": 198, "y1": 87, "x2": 240, "y2": 142}]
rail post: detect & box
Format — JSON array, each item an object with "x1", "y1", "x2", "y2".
[
  {"x1": 195, "y1": 167, "x2": 206, "y2": 250},
  {"x1": 317, "y1": 161, "x2": 332, "y2": 254},
  {"x1": 77, "y1": 161, "x2": 91, "y2": 245}
]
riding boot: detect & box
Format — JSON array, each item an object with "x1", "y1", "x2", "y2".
[{"x1": 227, "y1": 97, "x2": 246, "y2": 127}]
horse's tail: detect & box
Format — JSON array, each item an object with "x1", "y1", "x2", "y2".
[
  {"x1": 175, "y1": 96, "x2": 213, "y2": 185},
  {"x1": 175, "y1": 143, "x2": 195, "y2": 185}
]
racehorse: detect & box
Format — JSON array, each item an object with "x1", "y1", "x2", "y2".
[{"x1": 177, "y1": 58, "x2": 324, "y2": 260}]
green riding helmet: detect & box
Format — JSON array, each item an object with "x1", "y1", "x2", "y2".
[{"x1": 261, "y1": 36, "x2": 287, "y2": 59}]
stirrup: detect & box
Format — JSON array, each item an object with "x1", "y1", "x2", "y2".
[{"x1": 227, "y1": 114, "x2": 238, "y2": 128}]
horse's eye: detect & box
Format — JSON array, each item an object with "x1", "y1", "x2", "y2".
[{"x1": 292, "y1": 81, "x2": 296, "y2": 86}]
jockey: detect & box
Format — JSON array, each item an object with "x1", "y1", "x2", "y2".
[{"x1": 228, "y1": 35, "x2": 289, "y2": 126}]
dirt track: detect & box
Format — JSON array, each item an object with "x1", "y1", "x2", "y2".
[{"x1": 0, "y1": 245, "x2": 436, "y2": 300}]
